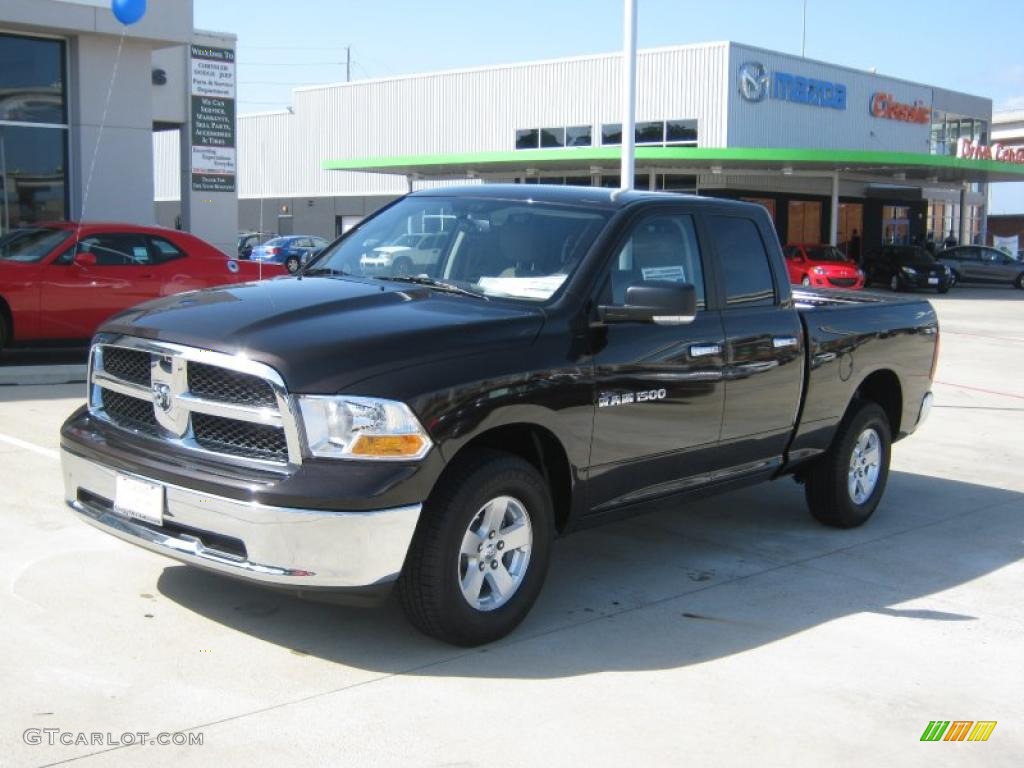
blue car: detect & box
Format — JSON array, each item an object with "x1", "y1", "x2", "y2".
[{"x1": 250, "y1": 235, "x2": 330, "y2": 273}]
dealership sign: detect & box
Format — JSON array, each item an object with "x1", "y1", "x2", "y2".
[
  {"x1": 957, "y1": 138, "x2": 1024, "y2": 165},
  {"x1": 870, "y1": 92, "x2": 931, "y2": 124},
  {"x1": 738, "y1": 61, "x2": 847, "y2": 110},
  {"x1": 190, "y1": 45, "x2": 236, "y2": 193}
]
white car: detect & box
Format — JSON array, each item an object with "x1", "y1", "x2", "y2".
[{"x1": 360, "y1": 233, "x2": 446, "y2": 275}]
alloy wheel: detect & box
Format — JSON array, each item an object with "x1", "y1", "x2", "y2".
[
  {"x1": 457, "y1": 495, "x2": 533, "y2": 611},
  {"x1": 848, "y1": 428, "x2": 882, "y2": 505}
]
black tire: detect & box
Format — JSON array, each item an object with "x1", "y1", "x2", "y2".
[
  {"x1": 398, "y1": 450, "x2": 554, "y2": 646},
  {"x1": 801, "y1": 275, "x2": 811, "y2": 287},
  {"x1": 950, "y1": 269, "x2": 960, "y2": 288},
  {"x1": 285, "y1": 256, "x2": 301, "y2": 274},
  {"x1": 1015, "y1": 273, "x2": 1024, "y2": 290},
  {"x1": 937, "y1": 284, "x2": 950, "y2": 294},
  {"x1": 0, "y1": 310, "x2": 8, "y2": 351},
  {"x1": 393, "y1": 256, "x2": 413, "y2": 277},
  {"x1": 889, "y1": 274, "x2": 904, "y2": 292},
  {"x1": 804, "y1": 400, "x2": 892, "y2": 528}
]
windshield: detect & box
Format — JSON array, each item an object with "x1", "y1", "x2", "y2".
[
  {"x1": 898, "y1": 248, "x2": 936, "y2": 266},
  {"x1": 308, "y1": 196, "x2": 611, "y2": 302},
  {"x1": 0, "y1": 228, "x2": 71, "y2": 263},
  {"x1": 805, "y1": 245, "x2": 851, "y2": 263}
]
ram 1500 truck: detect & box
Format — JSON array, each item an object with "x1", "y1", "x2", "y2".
[{"x1": 61, "y1": 186, "x2": 939, "y2": 646}]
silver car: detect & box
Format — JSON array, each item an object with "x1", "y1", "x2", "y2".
[{"x1": 937, "y1": 246, "x2": 1024, "y2": 290}]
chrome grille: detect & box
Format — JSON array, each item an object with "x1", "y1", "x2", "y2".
[
  {"x1": 101, "y1": 389, "x2": 160, "y2": 435},
  {"x1": 193, "y1": 413, "x2": 289, "y2": 462},
  {"x1": 102, "y1": 347, "x2": 151, "y2": 386},
  {"x1": 188, "y1": 363, "x2": 276, "y2": 407},
  {"x1": 88, "y1": 337, "x2": 301, "y2": 469}
]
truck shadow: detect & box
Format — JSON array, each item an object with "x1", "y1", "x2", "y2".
[{"x1": 156, "y1": 470, "x2": 1023, "y2": 678}]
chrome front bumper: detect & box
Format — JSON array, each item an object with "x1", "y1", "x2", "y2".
[{"x1": 61, "y1": 448, "x2": 422, "y2": 589}]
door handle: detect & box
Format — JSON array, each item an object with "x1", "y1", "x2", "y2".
[
  {"x1": 773, "y1": 336, "x2": 799, "y2": 349},
  {"x1": 689, "y1": 343, "x2": 722, "y2": 358}
]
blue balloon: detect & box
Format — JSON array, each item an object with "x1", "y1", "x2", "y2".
[{"x1": 111, "y1": 0, "x2": 146, "y2": 25}]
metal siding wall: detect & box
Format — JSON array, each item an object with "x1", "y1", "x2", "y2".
[
  {"x1": 227, "y1": 43, "x2": 728, "y2": 199},
  {"x1": 152, "y1": 129, "x2": 180, "y2": 201},
  {"x1": 727, "y1": 43, "x2": 934, "y2": 153}
]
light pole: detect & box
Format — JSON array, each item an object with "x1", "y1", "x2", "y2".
[{"x1": 620, "y1": 0, "x2": 637, "y2": 191}]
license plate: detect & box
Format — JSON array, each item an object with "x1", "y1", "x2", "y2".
[
  {"x1": 113, "y1": 474, "x2": 165, "y2": 526},
  {"x1": 928, "y1": 277, "x2": 939, "y2": 285}
]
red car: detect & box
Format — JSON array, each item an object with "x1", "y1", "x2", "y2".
[
  {"x1": 0, "y1": 222, "x2": 286, "y2": 349},
  {"x1": 783, "y1": 244, "x2": 865, "y2": 289}
]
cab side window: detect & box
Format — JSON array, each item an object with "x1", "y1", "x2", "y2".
[
  {"x1": 707, "y1": 215, "x2": 776, "y2": 307},
  {"x1": 77, "y1": 233, "x2": 151, "y2": 266},
  {"x1": 602, "y1": 214, "x2": 706, "y2": 309}
]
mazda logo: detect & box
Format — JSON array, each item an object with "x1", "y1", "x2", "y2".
[{"x1": 738, "y1": 61, "x2": 768, "y2": 103}]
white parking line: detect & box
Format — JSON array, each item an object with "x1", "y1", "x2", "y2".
[{"x1": 0, "y1": 433, "x2": 60, "y2": 461}]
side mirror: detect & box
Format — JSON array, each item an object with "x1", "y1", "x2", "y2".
[
  {"x1": 599, "y1": 281, "x2": 697, "y2": 326},
  {"x1": 73, "y1": 250, "x2": 96, "y2": 267}
]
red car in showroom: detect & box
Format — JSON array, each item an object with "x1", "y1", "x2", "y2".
[
  {"x1": 783, "y1": 244, "x2": 865, "y2": 289},
  {"x1": 0, "y1": 222, "x2": 286, "y2": 350}
]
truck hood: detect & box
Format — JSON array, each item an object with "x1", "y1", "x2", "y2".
[{"x1": 100, "y1": 276, "x2": 546, "y2": 393}]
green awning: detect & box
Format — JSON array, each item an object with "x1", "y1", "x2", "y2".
[{"x1": 323, "y1": 146, "x2": 1024, "y2": 184}]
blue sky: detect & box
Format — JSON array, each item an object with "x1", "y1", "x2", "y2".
[{"x1": 193, "y1": 0, "x2": 1024, "y2": 211}]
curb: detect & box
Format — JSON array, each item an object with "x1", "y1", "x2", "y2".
[{"x1": 0, "y1": 365, "x2": 88, "y2": 386}]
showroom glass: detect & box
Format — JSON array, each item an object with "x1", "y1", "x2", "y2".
[
  {"x1": 707, "y1": 215, "x2": 776, "y2": 307},
  {"x1": 0, "y1": 33, "x2": 69, "y2": 234},
  {"x1": 310, "y1": 197, "x2": 610, "y2": 302},
  {"x1": 602, "y1": 214, "x2": 707, "y2": 309}
]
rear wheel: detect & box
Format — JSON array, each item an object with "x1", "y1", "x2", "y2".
[
  {"x1": 398, "y1": 451, "x2": 553, "y2": 646},
  {"x1": 804, "y1": 401, "x2": 892, "y2": 528}
]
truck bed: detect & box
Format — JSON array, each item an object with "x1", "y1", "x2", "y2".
[{"x1": 787, "y1": 288, "x2": 938, "y2": 466}]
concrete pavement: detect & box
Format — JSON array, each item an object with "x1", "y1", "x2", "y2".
[{"x1": 1, "y1": 285, "x2": 1021, "y2": 767}]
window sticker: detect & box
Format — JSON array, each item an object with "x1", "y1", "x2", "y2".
[{"x1": 641, "y1": 265, "x2": 686, "y2": 282}]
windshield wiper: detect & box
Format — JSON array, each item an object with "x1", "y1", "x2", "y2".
[
  {"x1": 302, "y1": 267, "x2": 349, "y2": 277},
  {"x1": 376, "y1": 275, "x2": 489, "y2": 300}
]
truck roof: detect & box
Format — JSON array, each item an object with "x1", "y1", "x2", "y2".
[{"x1": 410, "y1": 183, "x2": 760, "y2": 212}]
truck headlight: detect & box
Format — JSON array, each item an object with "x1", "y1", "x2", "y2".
[{"x1": 298, "y1": 396, "x2": 432, "y2": 460}]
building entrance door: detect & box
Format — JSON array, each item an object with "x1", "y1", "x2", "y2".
[{"x1": 882, "y1": 206, "x2": 910, "y2": 245}]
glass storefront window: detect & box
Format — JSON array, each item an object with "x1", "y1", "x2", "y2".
[
  {"x1": 787, "y1": 200, "x2": 822, "y2": 244},
  {"x1": 1, "y1": 33, "x2": 68, "y2": 234},
  {"x1": 837, "y1": 203, "x2": 863, "y2": 258},
  {"x1": 0, "y1": 33, "x2": 66, "y2": 124}
]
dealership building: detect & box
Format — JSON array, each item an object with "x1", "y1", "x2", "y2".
[
  {"x1": 2, "y1": 0, "x2": 1022, "y2": 256},
  {"x1": 150, "y1": 40, "x2": 1024, "y2": 255}
]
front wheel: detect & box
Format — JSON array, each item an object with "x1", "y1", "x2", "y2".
[
  {"x1": 889, "y1": 275, "x2": 904, "y2": 292},
  {"x1": 0, "y1": 311, "x2": 8, "y2": 351},
  {"x1": 950, "y1": 270, "x2": 960, "y2": 288},
  {"x1": 285, "y1": 256, "x2": 301, "y2": 274},
  {"x1": 1015, "y1": 273, "x2": 1024, "y2": 290},
  {"x1": 398, "y1": 451, "x2": 553, "y2": 646},
  {"x1": 804, "y1": 401, "x2": 892, "y2": 528},
  {"x1": 801, "y1": 275, "x2": 811, "y2": 287}
]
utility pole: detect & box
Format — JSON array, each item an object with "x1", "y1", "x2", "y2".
[
  {"x1": 620, "y1": 0, "x2": 637, "y2": 192},
  {"x1": 346, "y1": 45, "x2": 351, "y2": 82},
  {"x1": 801, "y1": 0, "x2": 807, "y2": 57}
]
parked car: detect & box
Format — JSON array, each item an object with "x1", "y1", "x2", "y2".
[
  {"x1": 61, "y1": 187, "x2": 940, "y2": 646},
  {"x1": 863, "y1": 245, "x2": 953, "y2": 293},
  {"x1": 782, "y1": 244, "x2": 865, "y2": 289},
  {"x1": 250, "y1": 235, "x2": 330, "y2": 273},
  {"x1": 236, "y1": 232, "x2": 276, "y2": 260},
  {"x1": 360, "y1": 232, "x2": 449, "y2": 276},
  {"x1": 0, "y1": 222, "x2": 286, "y2": 350},
  {"x1": 936, "y1": 245, "x2": 1024, "y2": 289}
]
